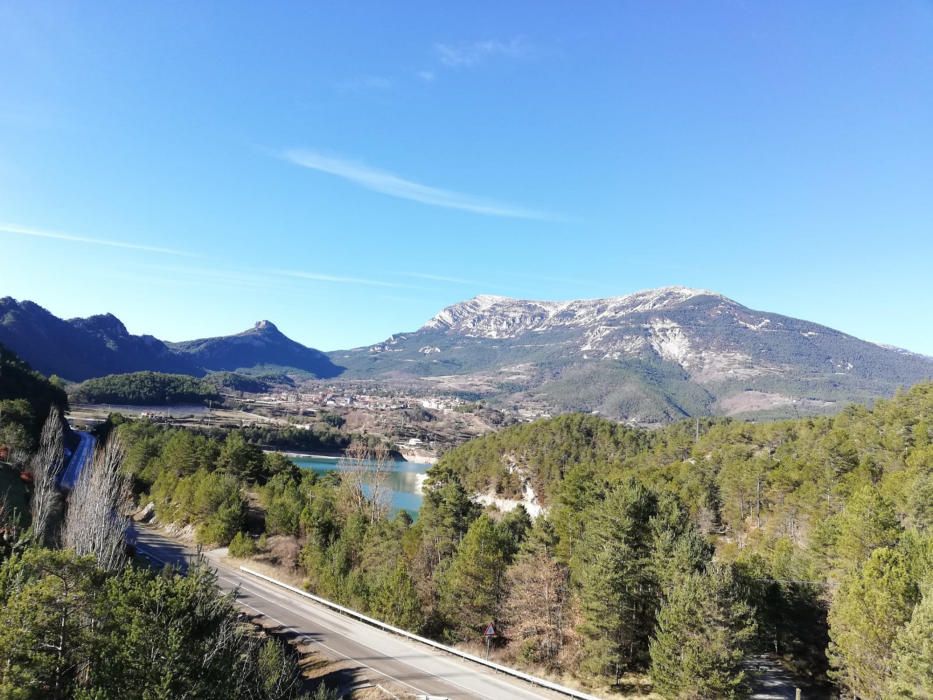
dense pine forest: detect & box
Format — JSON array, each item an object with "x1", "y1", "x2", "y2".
[
  {"x1": 111, "y1": 384, "x2": 933, "y2": 698},
  {"x1": 69, "y1": 371, "x2": 222, "y2": 406}
]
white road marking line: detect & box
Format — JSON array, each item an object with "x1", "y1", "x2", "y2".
[{"x1": 232, "y1": 598, "x2": 431, "y2": 698}]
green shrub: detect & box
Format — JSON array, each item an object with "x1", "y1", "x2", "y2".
[
  {"x1": 228, "y1": 532, "x2": 257, "y2": 558},
  {"x1": 196, "y1": 501, "x2": 244, "y2": 546}
]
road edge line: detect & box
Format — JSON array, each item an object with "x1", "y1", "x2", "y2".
[{"x1": 239, "y1": 565, "x2": 602, "y2": 700}]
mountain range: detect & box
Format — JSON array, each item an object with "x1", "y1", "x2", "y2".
[
  {"x1": 333, "y1": 287, "x2": 933, "y2": 423},
  {"x1": 0, "y1": 298, "x2": 340, "y2": 382},
  {"x1": 3, "y1": 289, "x2": 931, "y2": 423}
]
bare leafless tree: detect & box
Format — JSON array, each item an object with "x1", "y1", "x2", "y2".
[
  {"x1": 366, "y1": 442, "x2": 392, "y2": 524},
  {"x1": 30, "y1": 407, "x2": 65, "y2": 545},
  {"x1": 339, "y1": 441, "x2": 369, "y2": 517},
  {"x1": 61, "y1": 434, "x2": 130, "y2": 571},
  {"x1": 339, "y1": 440, "x2": 392, "y2": 523}
]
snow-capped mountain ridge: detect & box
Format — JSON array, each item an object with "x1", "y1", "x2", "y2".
[
  {"x1": 336, "y1": 286, "x2": 933, "y2": 423},
  {"x1": 424, "y1": 286, "x2": 720, "y2": 339}
]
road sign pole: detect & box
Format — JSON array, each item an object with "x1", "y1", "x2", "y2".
[{"x1": 482, "y1": 622, "x2": 496, "y2": 660}]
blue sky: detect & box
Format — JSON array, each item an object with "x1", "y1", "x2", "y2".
[{"x1": 1, "y1": 1, "x2": 932, "y2": 353}]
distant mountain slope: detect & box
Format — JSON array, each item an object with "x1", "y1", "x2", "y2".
[
  {"x1": 169, "y1": 320, "x2": 341, "y2": 377},
  {"x1": 331, "y1": 287, "x2": 933, "y2": 423},
  {"x1": 0, "y1": 298, "x2": 198, "y2": 381},
  {"x1": 0, "y1": 298, "x2": 339, "y2": 382}
]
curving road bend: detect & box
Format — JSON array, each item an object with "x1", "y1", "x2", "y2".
[{"x1": 133, "y1": 527, "x2": 580, "y2": 700}]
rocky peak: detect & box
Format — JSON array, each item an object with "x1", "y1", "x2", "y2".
[
  {"x1": 71, "y1": 313, "x2": 129, "y2": 338},
  {"x1": 423, "y1": 286, "x2": 721, "y2": 339}
]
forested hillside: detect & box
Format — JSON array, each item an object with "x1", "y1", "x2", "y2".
[
  {"x1": 70, "y1": 371, "x2": 223, "y2": 406},
  {"x1": 169, "y1": 320, "x2": 342, "y2": 378},
  {"x1": 0, "y1": 550, "x2": 315, "y2": 699},
  {"x1": 0, "y1": 298, "x2": 200, "y2": 381},
  {"x1": 0, "y1": 343, "x2": 68, "y2": 452},
  {"x1": 435, "y1": 384, "x2": 933, "y2": 696},
  {"x1": 28, "y1": 381, "x2": 927, "y2": 697}
]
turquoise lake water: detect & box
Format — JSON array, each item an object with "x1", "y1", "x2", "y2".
[{"x1": 289, "y1": 455, "x2": 430, "y2": 519}]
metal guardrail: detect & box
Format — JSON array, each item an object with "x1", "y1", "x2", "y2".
[{"x1": 239, "y1": 566, "x2": 603, "y2": 700}]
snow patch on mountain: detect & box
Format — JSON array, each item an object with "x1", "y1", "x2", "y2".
[
  {"x1": 580, "y1": 325, "x2": 615, "y2": 352},
  {"x1": 424, "y1": 286, "x2": 719, "y2": 339},
  {"x1": 642, "y1": 318, "x2": 769, "y2": 382},
  {"x1": 738, "y1": 318, "x2": 771, "y2": 331}
]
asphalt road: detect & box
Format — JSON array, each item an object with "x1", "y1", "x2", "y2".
[
  {"x1": 60, "y1": 431, "x2": 96, "y2": 490},
  {"x1": 134, "y1": 527, "x2": 577, "y2": 700}
]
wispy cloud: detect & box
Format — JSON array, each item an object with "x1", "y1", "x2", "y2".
[
  {"x1": 139, "y1": 264, "x2": 290, "y2": 291},
  {"x1": 416, "y1": 70, "x2": 436, "y2": 83},
  {"x1": 400, "y1": 272, "x2": 480, "y2": 285},
  {"x1": 132, "y1": 263, "x2": 419, "y2": 293},
  {"x1": 0, "y1": 222, "x2": 197, "y2": 257},
  {"x1": 434, "y1": 37, "x2": 530, "y2": 68},
  {"x1": 273, "y1": 268, "x2": 417, "y2": 289},
  {"x1": 282, "y1": 149, "x2": 554, "y2": 220}
]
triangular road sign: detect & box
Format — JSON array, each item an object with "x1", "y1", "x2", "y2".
[{"x1": 483, "y1": 623, "x2": 496, "y2": 637}]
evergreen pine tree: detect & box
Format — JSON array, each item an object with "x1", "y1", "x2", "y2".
[
  {"x1": 418, "y1": 465, "x2": 480, "y2": 575},
  {"x1": 370, "y1": 562, "x2": 425, "y2": 632},
  {"x1": 887, "y1": 580, "x2": 933, "y2": 698},
  {"x1": 829, "y1": 486, "x2": 902, "y2": 577},
  {"x1": 649, "y1": 563, "x2": 756, "y2": 699},
  {"x1": 439, "y1": 514, "x2": 507, "y2": 642},
  {"x1": 576, "y1": 481, "x2": 657, "y2": 680},
  {"x1": 649, "y1": 493, "x2": 712, "y2": 598},
  {"x1": 828, "y1": 547, "x2": 920, "y2": 698}
]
